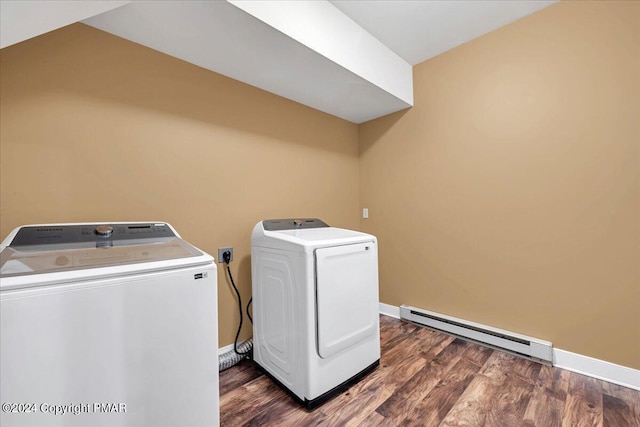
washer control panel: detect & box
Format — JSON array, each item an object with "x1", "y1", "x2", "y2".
[
  {"x1": 263, "y1": 218, "x2": 329, "y2": 231},
  {"x1": 9, "y1": 223, "x2": 176, "y2": 247}
]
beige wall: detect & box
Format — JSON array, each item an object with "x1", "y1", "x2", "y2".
[
  {"x1": 360, "y1": 1, "x2": 639, "y2": 369},
  {"x1": 0, "y1": 24, "x2": 360, "y2": 347},
  {"x1": 2, "y1": 1, "x2": 638, "y2": 370}
]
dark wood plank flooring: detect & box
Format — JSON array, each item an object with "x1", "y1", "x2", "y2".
[{"x1": 219, "y1": 315, "x2": 640, "y2": 426}]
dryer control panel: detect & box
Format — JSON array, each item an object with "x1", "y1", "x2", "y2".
[{"x1": 262, "y1": 218, "x2": 329, "y2": 231}]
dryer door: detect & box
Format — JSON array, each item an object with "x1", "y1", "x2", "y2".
[{"x1": 315, "y1": 242, "x2": 379, "y2": 359}]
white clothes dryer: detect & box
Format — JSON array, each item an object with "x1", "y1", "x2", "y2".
[
  {"x1": 0, "y1": 222, "x2": 219, "y2": 427},
  {"x1": 251, "y1": 218, "x2": 380, "y2": 408}
]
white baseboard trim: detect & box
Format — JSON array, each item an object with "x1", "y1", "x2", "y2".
[
  {"x1": 379, "y1": 302, "x2": 400, "y2": 318},
  {"x1": 554, "y1": 348, "x2": 640, "y2": 391},
  {"x1": 380, "y1": 303, "x2": 640, "y2": 391},
  {"x1": 218, "y1": 342, "x2": 234, "y2": 355}
]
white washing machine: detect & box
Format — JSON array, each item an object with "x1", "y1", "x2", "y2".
[
  {"x1": 251, "y1": 218, "x2": 380, "y2": 408},
  {"x1": 0, "y1": 222, "x2": 219, "y2": 427}
]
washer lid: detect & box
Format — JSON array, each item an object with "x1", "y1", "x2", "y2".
[
  {"x1": 1, "y1": 237, "x2": 203, "y2": 277},
  {"x1": 0, "y1": 223, "x2": 210, "y2": 289}
]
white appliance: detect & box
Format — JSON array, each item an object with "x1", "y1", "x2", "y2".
[
  {"x1": 0, "y1": 222, "x2": 219, "y2": 427},
  {"x1": 251, "y1": 218, "x2": 380, "y2": 408}
]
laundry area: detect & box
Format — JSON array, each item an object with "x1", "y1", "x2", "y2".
[{"x1": 1, "y1": 1, "x2": 639, "y2": 426}]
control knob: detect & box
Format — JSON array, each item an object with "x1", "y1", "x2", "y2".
[{"x1": 94, "y1": 225, "x2": 114, "y2": 237}]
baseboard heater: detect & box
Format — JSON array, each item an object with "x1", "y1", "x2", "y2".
[{"x1": 400, "y1": 305, "x2": 553, "y2": 364}]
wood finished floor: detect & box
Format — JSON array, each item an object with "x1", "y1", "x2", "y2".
[{"x1": 219, "y1": 316, "x2": 640, "y2": 426}]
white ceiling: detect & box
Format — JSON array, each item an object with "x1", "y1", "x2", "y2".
[
  {"x1": 0, "y1": 0, "x2": 129, "y2": 49},
  {"x1": 83, "y1": 0, "x2": 414, "y2": 124},
  {"x1": 1, "y1": 0, "x2": 557, "y2": 123},
  {"x1": 330, "y1": 0, "x2": 557, "y2": 65}
]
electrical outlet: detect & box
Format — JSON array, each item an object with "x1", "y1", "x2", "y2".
[
  {"x1": 217, "y1": 247, "x2": 233, "y2": 263},
  {"x1": 362, "y1": 208, "x2": 369, "y2": 219}
]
